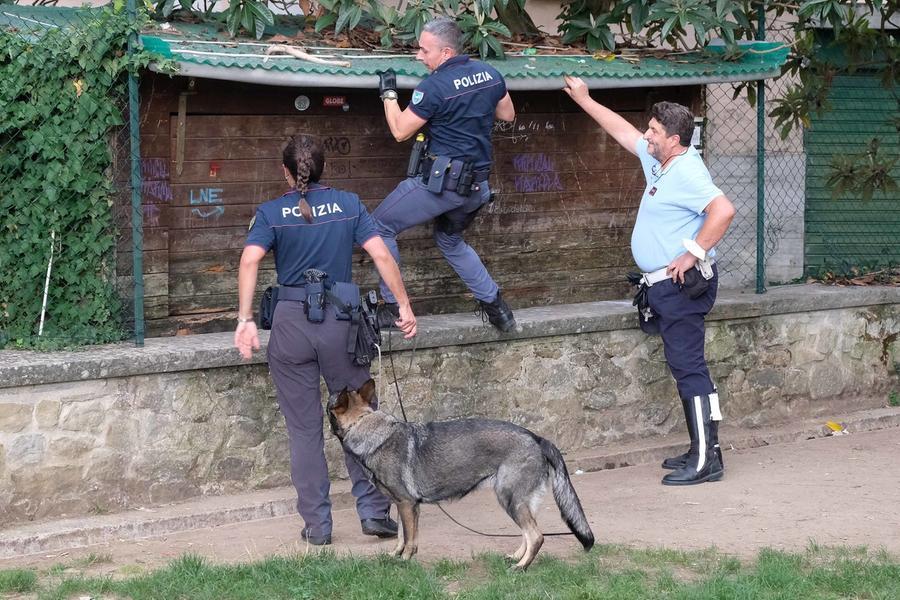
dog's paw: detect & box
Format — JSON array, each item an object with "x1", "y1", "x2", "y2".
[{"x1": 506, "y1": 547, "x2": 526, "y2": 562}]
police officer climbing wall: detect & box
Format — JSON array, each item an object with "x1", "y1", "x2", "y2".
[
  {"x1": 234, "y1": 135, "x2": 416, "y2": 545},
  {"x1": 563, "y1": 76, "x2": 736, "y2": 486},
  {"x1": 373, "y1": 16, "x2": 517, "y2": 332}
]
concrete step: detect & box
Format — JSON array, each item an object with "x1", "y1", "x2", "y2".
[{"x1": 2, "y1": 405, "x2": 899, "y2": 560}]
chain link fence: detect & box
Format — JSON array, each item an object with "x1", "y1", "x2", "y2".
[
  {"x1": 705, "y1": 22, "x2": 806, "y2": 290},
  {"x1": 0, "y1": 3, "x2": 140, "y2": 349}
]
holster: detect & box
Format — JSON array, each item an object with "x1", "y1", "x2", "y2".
[
  {"x1": 257, "y1": 286, "x2": 280, "y2": 330},
  {"x1": 325, "y1": 283, "x2": 379, "y2": 367},
  {"x1": 627, "y1": 272, "x2": 660, "y2": 335}
]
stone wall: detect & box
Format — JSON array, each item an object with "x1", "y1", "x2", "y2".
[{"x1": 1, "y1": 285, "x2": 898, "y2": 527}]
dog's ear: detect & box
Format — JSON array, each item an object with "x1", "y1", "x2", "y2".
[
  {"x1": 358, "y1": 378, "x2": 377, "y2": 407},
  {"x1": 331, "y1": 387, "x2": 352, "y2": 414}
]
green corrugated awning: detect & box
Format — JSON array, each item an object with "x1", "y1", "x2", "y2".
[
  {"x1": 2, "y1": 5, "x2": 788, "y2": 90},
  {"x1": 141, "y1": 22, "x2": 788, "y2": 90}
]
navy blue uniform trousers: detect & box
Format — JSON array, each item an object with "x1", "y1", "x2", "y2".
[
  {"x1": 267, "y1": 299, "x2": 390, "y2": 538},
  {"x1": 647, "y1": 267, "x2": 719, "y2": 400},
  {"x1": 373, "y1": 176, "x2": 498, "y2": 303}
]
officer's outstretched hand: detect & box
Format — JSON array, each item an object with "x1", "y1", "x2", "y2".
[
  {"x1": 562, "y1": 75, "x2": 589, "y2": 103},
  {"x1": 396, "y1": 303, "x2": 417, "y2": 339},
  {"x1": 234, "y1": 321, "x2": 260, "y2": 360},
  {"x1": 378, "y1": 69, "x2": 397, "y2": 98}
]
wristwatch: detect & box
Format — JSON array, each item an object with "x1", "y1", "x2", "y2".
[
  {"x1": 237, "y1": 315, "x2": 254, "y2": 324},
  {"x1": 381, "y1": 90, "x2": 398, "y2": 101}
]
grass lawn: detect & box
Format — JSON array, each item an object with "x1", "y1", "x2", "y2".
[{"x1": 1, "y1": 543, "x2": 898, "y2": 599}]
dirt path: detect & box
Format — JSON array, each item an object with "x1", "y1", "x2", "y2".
[{"x1": 2, "y1": 427, "x2": 898, "y2": 577}]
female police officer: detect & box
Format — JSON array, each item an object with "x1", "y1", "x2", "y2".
[{"x1": 234, "y1": 134, "x2": 416, "y2": 546}]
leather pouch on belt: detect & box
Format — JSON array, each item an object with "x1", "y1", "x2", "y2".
[
  {"x1": 426, "y1": 156, "x2": 452, "y2": 194},
  {"x1": 681, "y1": 267, "x2": 710, "y2": 299},
  {"x1": 329, "y1": 281, "x2": 361, "y2": 320}
]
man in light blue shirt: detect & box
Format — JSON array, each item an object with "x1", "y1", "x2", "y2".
[{"x1": 564, "y1": 76, "x2": 736, "y2": 487}]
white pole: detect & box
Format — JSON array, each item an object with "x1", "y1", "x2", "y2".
[{"x1": 38, "y1": 229, "x2": 55, "y2": 336}]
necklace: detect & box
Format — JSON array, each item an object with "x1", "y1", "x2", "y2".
[
  {"x1": 661, "y1": 147, "x2": 688, "y2": 169},
  {"x1": 650, "y1": 147, "x2": 689, "y2": 181}
]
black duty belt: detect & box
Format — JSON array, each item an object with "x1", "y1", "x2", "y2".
[{"x1": 278, "y1": 286, "x2": 308, "y2": 302}]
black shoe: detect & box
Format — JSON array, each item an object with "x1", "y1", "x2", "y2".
[
  {"x1": 376, "y1": 302, "x2": 400, "y2": 330},
  {"x1": 361, "y1": 517, "x2": 398, "y2": 538},
  {"x1": 301, "y1": 526, "x2": 332, "y2": 546},
  {"x1": 661, "y1": 452, "x2": 724, "y2": 486},
  {"x1": 661, "y1": 451, "x2": 690, "y2": 470},
  {"x1": 476, "y1": 291, "x2": 516, "y2": 332}
]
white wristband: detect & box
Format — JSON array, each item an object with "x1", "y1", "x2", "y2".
[{"x1": 682, "y1": 238, "x2": 707, "y2": 261}]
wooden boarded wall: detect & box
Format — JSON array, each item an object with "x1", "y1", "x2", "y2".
[{"x1": 127, "y1": 73, "x2": 698, "y2": 336}]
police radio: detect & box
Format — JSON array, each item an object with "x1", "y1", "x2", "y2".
[
  {"x1": 407, "y1": 133, "x2": 427, "y2": 178},
  {"x1": 305, "y1": 282, "x2": 326, "y2": 322},
  {"x1": 302, "y1": 268, "x2": 328, "y2": 323}
]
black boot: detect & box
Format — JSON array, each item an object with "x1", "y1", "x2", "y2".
[
  {"x1": 662, "y1": 397, "x2": 697, "y2": 470},
  {"x1": 662, "y1": 394, "x2": 724, "y2": 486},
  {"x1": 476, "y1": 291, "x2": 516, "y2": 332},
  {"x1": 361, "y1": 516, "x2": 398, "y2": 538},
  {"x1": 376, "y1": 302, "x2": 400, "y2": 330},
  {"x1": 709, "y1": 418, "x2": 724, "y2": 468}
]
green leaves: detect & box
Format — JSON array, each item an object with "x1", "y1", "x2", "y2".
[
  {"x1": 0, "y1": 6, "x2": 136, "y2": 348},
  {"x1": 223, "y1": 0, "x2": 275, "y2": 40},
  {"x1": 368, "y1": 1, "x2": 400, "y2": 48},
  {"x1": 316, "y1": 0, "x2": 364, "y2": 36},
  {"x1": 827, "y1": 138, "x2": 899, "y2": 202},
  {"x1": 560, "y1": 12, "x2": 615, "y2": 52},
  {"x1": 458, "y1": 5, "x2": 511, "y2": 59}
]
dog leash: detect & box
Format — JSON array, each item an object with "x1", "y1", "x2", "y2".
[{"x1": 383, "y1": 327, "x2": 576, "y2": 540}]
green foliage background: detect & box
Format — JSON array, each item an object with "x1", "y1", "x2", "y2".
[{"x1": 0, "y1": 7, "x2": 149, "y2": 348}]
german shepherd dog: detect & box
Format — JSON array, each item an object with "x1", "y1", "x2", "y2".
[{"x1": 327, "y1": 379, "x2": 595, "y2": 569}]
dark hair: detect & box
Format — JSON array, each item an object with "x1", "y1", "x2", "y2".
[
  {"x1": 282, "y1": 135, "x2": 325, "y2": 223},
  {"x1": 650, "y1": 101, "x2": 694, "y2": 147},
  {"x1": 422, "y1": 16, "x2": 462, "y2": 54}
]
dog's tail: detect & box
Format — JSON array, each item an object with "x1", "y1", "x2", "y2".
[{"x1": 540, "y1": 438, "x2": 595, "y2": 550}]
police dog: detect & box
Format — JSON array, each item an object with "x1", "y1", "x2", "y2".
[{"x1": 327, "y1": 379, "x2": 595, "y2": 570}]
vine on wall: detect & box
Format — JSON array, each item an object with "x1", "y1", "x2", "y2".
[{"x1": 0, "y1": 6, "x2": 152, "y2": 348}]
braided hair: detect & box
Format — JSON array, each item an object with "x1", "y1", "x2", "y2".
[{"x1": 282, "y1": 135, "x2": 325, "y2": 223}]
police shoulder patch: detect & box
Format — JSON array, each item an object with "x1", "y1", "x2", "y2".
[
  {"x1": 248, "y1": 215, "x2": 256, "y2": 231},
  {"x1": 411, "y1": 90, "x2": 424, "y2": 105}
]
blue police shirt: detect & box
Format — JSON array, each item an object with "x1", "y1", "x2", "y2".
[
  {"x1": 631, "y1": 138, "x2": 724, "y2": 272},
  {"x1": 409, "y1": 55, "x2": 506, "y2": 169},
  {"x1": 245, "y1": 183, "x2": 378, "y2": 285}
]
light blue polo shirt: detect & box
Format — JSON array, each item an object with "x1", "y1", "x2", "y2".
[{"x1": 630, "y1": 138, "x2": 723, "y2": 272}]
